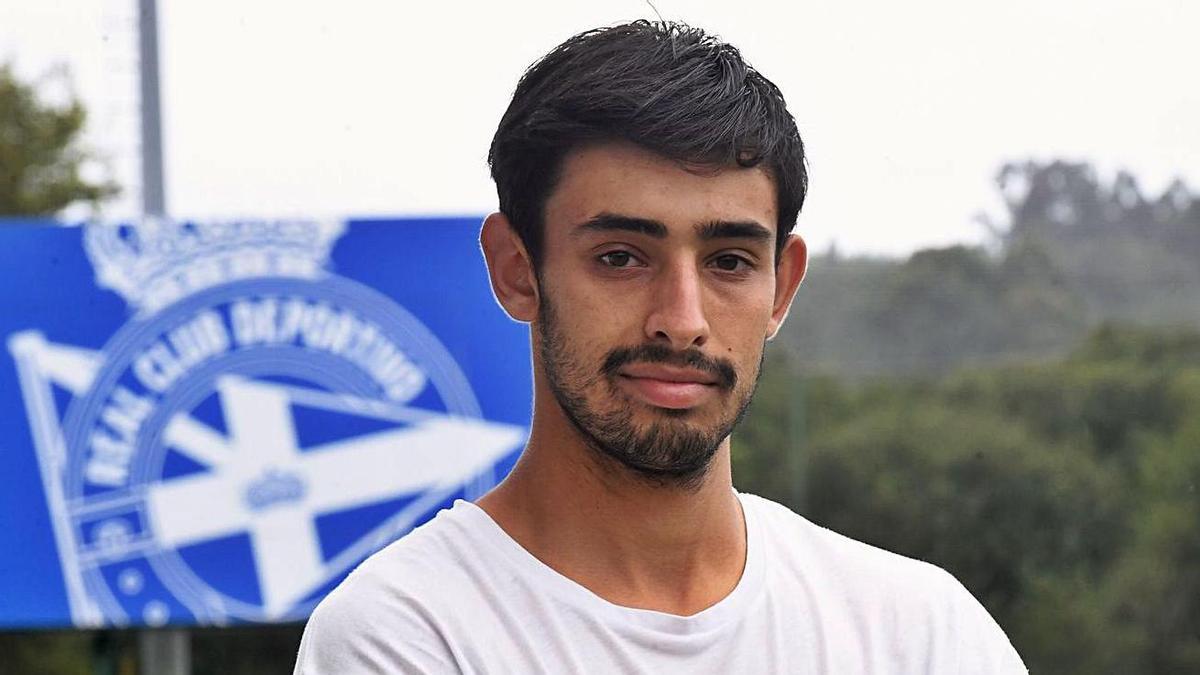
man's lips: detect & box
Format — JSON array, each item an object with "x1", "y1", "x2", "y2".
[
  {"x1": 616, "y1": 364, "x2": 721, "y2": 409},
  {"x1": 618, "y1": 363, "x2": 720, "y2": 384}
]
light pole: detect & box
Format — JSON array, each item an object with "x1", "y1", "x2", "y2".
[
  {"x1": 136, "y1": 0, "x2": 188, "y2": 671},
  {"x1": 139, "y1": 0, "x2": 165, "y2": 218}
]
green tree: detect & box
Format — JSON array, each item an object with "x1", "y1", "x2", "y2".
[
  {"x1": 994, "y1": 161, "x2": 1200, "y2": 327},
  {"x1": 0, "y1": 63, "x2": 117, "y2": 216},
  {"x1": 735, "y1": 324, "x2": 1200, "y2": 673},
  {"x1": 775, "y1": 161, "x2": 1200, "y2": 379},
  {"x1": 777, "y1": 243, "x2": 1088, "y2": 376}
]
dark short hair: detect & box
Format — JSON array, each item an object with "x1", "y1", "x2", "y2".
[{"x1": 488, "y1": 20, "x2": 807, "y2": 268}]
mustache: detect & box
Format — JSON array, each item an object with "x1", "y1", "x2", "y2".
[{"x1": 600, "y1": 344, "x2": 738, "y2": 390}]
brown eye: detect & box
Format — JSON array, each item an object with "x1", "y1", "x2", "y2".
[
  {"x1": 713, "y1": 254, "x2": 747, "y2": 271},
  {"x1": 599, "y1": 251, "x2": 635, "y2": 267}
]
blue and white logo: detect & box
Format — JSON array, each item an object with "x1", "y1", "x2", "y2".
[{"x1": 7, "y1": 218, "x2": 527, "y2": 627}]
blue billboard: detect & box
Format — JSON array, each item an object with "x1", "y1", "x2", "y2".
[{"x1": 0, "y1": 217, "x2": 531, "y2": 629}]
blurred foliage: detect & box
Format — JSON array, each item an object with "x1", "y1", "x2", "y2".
[
  {"x1": 736, "y1": 324, "x2": 1200, "y2": 673},
  {"x1": 0, "y1": 626, "x2": 304, "y2": 675},
  {"x1": 757, "y1": 161, "x2": 1200, "y2": 669},
  {"x1": 0, "y1": 630, "x2": 95, "y2": 675},
  {"x1": 0, "y1": 63, "x2": 117, "y2": 216},
  {"x1": 780, "y1": 161, "x2": 1200, "y2": 376},
  {"x1": 189, "y1": 624, "x2": 304, "y2": 675}
]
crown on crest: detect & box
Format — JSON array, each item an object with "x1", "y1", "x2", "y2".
[
  {"x1": 243, "y1": 468, "x2": 308, "y2": 512},
  {"x1": 83, "y1": 217, "x2": 346, "y2": 315}
]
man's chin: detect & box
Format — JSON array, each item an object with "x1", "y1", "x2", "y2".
[
  {"x1": 599, "y1": 444, "x2": 718, "y2": 489},
  {"x1": 584, "y1": 419, "x2": 726, "y2": 487}
]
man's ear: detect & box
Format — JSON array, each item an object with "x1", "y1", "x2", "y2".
[
  {"x1": 480, "y1": 212, "x2": 539, "y2": 322},
  {"x1": 766, "y1": 233, "x2": 808, "y2": 340}
]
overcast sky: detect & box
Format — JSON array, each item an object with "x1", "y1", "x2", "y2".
[{"x1": 1, "y1": 0, "x2": 1196, "y2": 255}]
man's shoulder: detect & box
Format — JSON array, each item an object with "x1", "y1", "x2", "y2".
[
  {"x1": 743, "y1": 492, "x2": 949, "y2": 585},
  {"x1": 744, "y1": 492, "x2": 982, "y2": 629},
  {"x1": 743, "y1": 493, "x2": 1027, "y2": 673},
  {"x1": 330, "y1": 499, "x2": 494, "y2": 611},
  {"x1": 293, "y1": 502, "x2": 481, "y2": 673}
]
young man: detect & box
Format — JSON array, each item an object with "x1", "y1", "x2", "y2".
[{"x1": 295, "y1": 21, "x2": 1026, "y2": 673}]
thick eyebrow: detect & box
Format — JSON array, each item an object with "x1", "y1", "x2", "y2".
[
  {"x1": 696, "y1": 220, "x2": 774, "y2": 244},
  {"x1": 571, "y1": 213, "x2": 773, "y2": 245},
  {"x1": 573, "y1": 213, "x2": 668, "y2": 238}
]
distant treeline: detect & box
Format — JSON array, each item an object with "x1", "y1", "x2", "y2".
[
  {"x1": 737, "y1": 325, "x2": 1200, "y2": 674},
  {"x1": 780, "y1": 161, "x2": 1200, "y2": 375}
]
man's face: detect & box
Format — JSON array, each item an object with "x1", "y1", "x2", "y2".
[{"x1": 533, "y1": 143, "x2": 788, "y2": 488}]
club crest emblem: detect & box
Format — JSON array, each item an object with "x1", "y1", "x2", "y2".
[{"x1": 8, "y1": 218, "x2": 526, "y2": 627}]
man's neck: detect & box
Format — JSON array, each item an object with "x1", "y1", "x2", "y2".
[{"x1": 476, "y1": 407, "x2": 747, "y2": 617}]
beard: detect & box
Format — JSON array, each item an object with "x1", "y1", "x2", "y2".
[{"x1": 536, "y1": 293, "x2": 762, "y2": 490}]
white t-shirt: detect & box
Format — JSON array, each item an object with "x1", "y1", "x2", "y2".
[{"x1": 294, "y1": 493, "x2": 1026, "y2": 674}]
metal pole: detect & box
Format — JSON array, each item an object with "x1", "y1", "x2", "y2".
[
  {"x1": 139, "y1": 0, "x2": 166, "y2": 217},
  {"x1": 139, "y1": 629, "x2": 191, "y2": 674},
  {"x1": 790, "y1": 373, "x2": 807, "y2": 511},
  {"x1": 137, "y1": 0, "x2": 185, "y2": 670}
]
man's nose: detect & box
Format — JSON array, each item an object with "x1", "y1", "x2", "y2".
[{"x1": 643, "y1": 261, "x2": 710, "y2": 350}]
